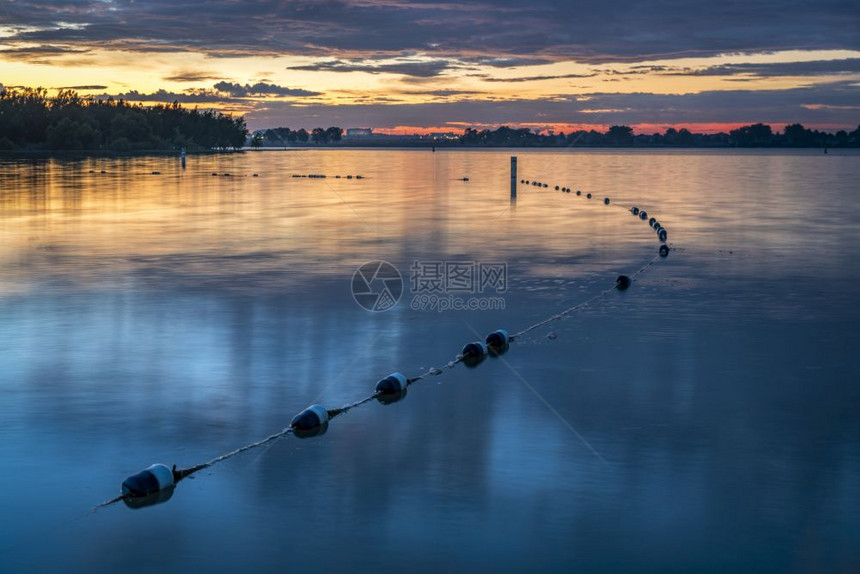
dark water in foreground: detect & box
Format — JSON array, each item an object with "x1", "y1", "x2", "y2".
[{"x1": 1, "y1": 149, "x2": 858, "y2": 573}]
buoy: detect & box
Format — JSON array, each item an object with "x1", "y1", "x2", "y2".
[
  {"x1": 555, "y1": 185, "x2": 559, "y2": 190},
  {"x1": 151, "y1": 171, "x2": 161, "y2": 175},
  {"x1": 586, "y1": 193, "x2": 592, "y2": 198},
  {"x1": 616, "y1": 275, "x2": 631, "y2": 290},
  {"x1": 632, "y1": 207, "x2": 639, "y2": 215},
  {"x1": 346, "y1": 175, "x2": 353, "y2": 179},
  {"x1": 524, "y1": 180, "x2": 529, "y2": 184},
  {"x1": 649, "y1": 217, "x2": 656, "y2": 227},
  {"x1": 462, "y1": 341, "x2": 488, "y2": 360},
  {"x1": 576, "y1": 190, "x2": 581, "y2": 196},
  {"x1": 461, "y1": 341, "x2": 488, "y2": 367},
  {"x1": 658, "y1": 228, "x2": 667, "y2": 242},
  {"x1": 639, "y1": 211, "x2": 648, "y2": 220},
  {"x1": 659, "y1": 244, "x2": 670, "y2": 257},
  {"x1": 290, "y1": 404, "x2": 329, "y2": 431},
  {"x1": 485, "y1": 329, "x2": 509, "y2": 348},
  {"x1": 252, "y1": 173, "x2": 258, "y2": 177},
  {"x1": 604, "y1": 198, "x2": 610, "y2": 204},
  {"x1": 543, "y1": 183, "x2": 548, "y2": 188},
  {"x1": 652, "y1": 221, "x2": 660, "y2": 230},
  {"x1": 356, "y1": 175, "x2": 364, "y2": 179},
  {"x1": 375, "y1": 372, "x2": 408, "y2": 395},
  {"x1": 122, "y1": 463, "x2": 175, "y2": 498}
]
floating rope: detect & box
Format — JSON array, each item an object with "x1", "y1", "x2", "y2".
[{"x1": 101, "y1": 174, "x2": 672, "y2": 510}]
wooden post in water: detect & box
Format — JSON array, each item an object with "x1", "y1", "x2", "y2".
[{"x1": 510, "y1": 156, "x2": 517, "y2": 199}]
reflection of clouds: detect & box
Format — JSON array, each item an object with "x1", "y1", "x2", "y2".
[{"x1": 2, "y1": 150, "x2": 859, "y2": 571}]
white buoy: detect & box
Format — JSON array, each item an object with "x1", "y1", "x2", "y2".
[
  {"x1": 290, "y1": 404, "x2": 329, "y2": 431},
  {"x1": 375, "y1": 372, "x2": 408, "y2": 394},
  {"x1": 122, "y1": 463, "x2": 175, "y2": 497}
]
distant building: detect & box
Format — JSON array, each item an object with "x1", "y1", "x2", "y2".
[{"x1": 346, "y1": 128, "x2": 373, "y2": 137}]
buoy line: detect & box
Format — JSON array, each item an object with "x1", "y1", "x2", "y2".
[{"x1": 97, "y1": 175, "x2": 673, "y2": 511}]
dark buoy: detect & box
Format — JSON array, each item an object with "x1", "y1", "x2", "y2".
[
  {"x1": 461, "y1": 177, "x2": 469, "y2": 181},
  {"x1": 122, "y1": 463, "x2": 175, "y2": 498},
  {"x1": 616, "y1": 275, "x2": 631, "y2": 290},
  {"x1": 586, "y1": 193, "x2": 592, "y2": 199},
  {"x1": 576, "y1": 190, "x2": 581, "y2": 196},
  {"x1": 604, "y1": 198, "x2": 610, "y2": 205},
  {"x1": 375, "y1": 372, "x2": 408, "y2": 395},
  {"x1": 659, "y1": 244, "x2": 670, "y2": 257},
  {"x1": 151, "y1": 171, "x2": 161, "y2": 175},
  {"x1": 543, "y1": 183, "x2": 548, "y2": 188},
  {"x1": 346, "y1": 175, "x2": 353, "y2": 179},
  {"x1": 555, "y1": 185, "x2": 559, "y2": 190},
  {"x1": 485, "y1": 329, "x2": 509, "y2": 348},
  {"x1": 639, "y1": 210, "x2": 648, "y2": 220},
  {"x1": 632, "y1": 207, "x2": 639, "y2": 215},
  {"x1": 485, "y1": 329, "x2": 510, "y2": 357},
  {"x1": 252, "y1": 173, "x2": 259, "y2": 177},
  {"x1": 462, "y1": 341, "x2": 488, "y2": 359},
  {"x1": 461, "y1": 341, "x2": 488, "y2": 367},
  {"x1": 652, "y1": 220, "x2": 660, "y2": 229},
  {"x1": 658, "y1": 228, "x2": 668, "y2": 242},
  {"x1": 290, "y1": 404, "x2": 329, "y2": 431},
  {"x1": 356, "y1": 175, "x2": 364, "y2": 179},
  {"x1": 649, "y1": 217, "x2": 656, "y2": 227}
]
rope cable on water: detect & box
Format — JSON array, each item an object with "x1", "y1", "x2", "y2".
[{"x1": 100, "y1": 173, "x2": 671, "y2": 509}]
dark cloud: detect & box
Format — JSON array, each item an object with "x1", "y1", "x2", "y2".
[
  {"x1": 0, "y1": 44, "x2": 90, "y2": 63},
  {"x1": 105, "y1": 89, "x2": 226, "y2": 104},
  {"x1": 240, "y1": 81, "x2": 860, "y2": 130},
  {"x1": 2, "y1": 1, "x2": 855, "y2": 64},
  {"x1": 287, "y1": 58, "x2": 454, "y2": 77},
  {"x1": 483, "y1": 72, "x2": 598, "y2": 82},
  {"x1": 213, "y1": 81, "x2": 321, "y2": 97},
  {"x1": 399, "y1": 89, "x2": 482, "y2": 96},
  {"x1": 663, "y1": 58, "x2": 860, "y2": 77},
  {"x1": 56, "y1": 85, "x2": 107, "y2": 90},
  {"x1": 164, "y1": 72, "x2": 223, "y2": 83}
]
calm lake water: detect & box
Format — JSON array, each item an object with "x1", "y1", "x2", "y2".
[{"x1": 1, "y1": 149, "x2": 858, "y2": 573}]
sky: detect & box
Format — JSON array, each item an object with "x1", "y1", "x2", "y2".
[{"x1": 1, "y1": 0, "x2": 859, "y2": 134}]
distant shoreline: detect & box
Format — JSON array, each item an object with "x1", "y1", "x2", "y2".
[{"x1": 2, "y1": 146, "x2": 856, "y2": 160}]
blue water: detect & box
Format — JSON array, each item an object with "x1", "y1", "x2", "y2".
[{"x1": 1, "y1": 149, "x2": 858, "y2": 572}]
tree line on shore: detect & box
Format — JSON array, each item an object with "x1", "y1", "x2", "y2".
[
  {"x1": 260, "y1": 123, "x2": 860, "y2": 148},
  {"x1": 0, "y1": 87, "x2": 247, "y2": 151},
  {"x1": 459, "y1": 124, "x2": 860, "y2": 147}
]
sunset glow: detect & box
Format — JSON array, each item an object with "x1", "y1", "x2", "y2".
[{"x1": 1, "y1": 2, "x2": 858, "y2": 133}]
